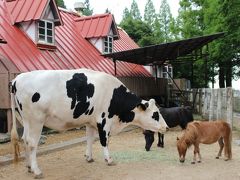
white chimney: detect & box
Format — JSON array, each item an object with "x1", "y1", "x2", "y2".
[{"x1": 74, "y1": 2, "x2": 86, "y2": 16}]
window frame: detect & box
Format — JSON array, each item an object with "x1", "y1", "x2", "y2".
[
  {"x1": 37, "y1": 20, "x2": 55, "y2": 45},
  {"x1": 104, "y1": 36, "x2": 113, "y2": 54}
]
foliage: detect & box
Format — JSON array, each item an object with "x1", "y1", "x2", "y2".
[
  {"x1": 130, "y1": 0, "x2": 142, "y2": 20},
  {"x1": 56, "y1": 0, "x2": 66, "y2": 8},
  {"x1": 158, "y1": 0, "x2": 173, "y2": 42},
  {"x1": 82, "y1": 0, "x2": 93, "y2": 16},
  {"x1": 144, "y1": 0, "x2": 156, "y2": 29}
]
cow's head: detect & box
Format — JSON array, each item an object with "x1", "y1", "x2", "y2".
[{"x1": 133, "y1": 99, "x2": 168, "y2": 133}]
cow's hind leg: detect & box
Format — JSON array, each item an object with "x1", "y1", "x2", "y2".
[
  {"x1": 26, "y1": 121, "x2": 44, "y2": 178},
  {"x1": 216, "y1": 137, "x2": 224, "y2": 159},
  {"x1": 97, "y1": 119, "x2": 115, "y2": 166},
  {"x1": 22, "y1": 124, "x2": 31, "y2": 172},
  {"x1": 85, "y1": 125, "x2": 96, "y2": 163}
]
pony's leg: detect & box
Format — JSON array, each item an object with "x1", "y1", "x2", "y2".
[
  {"x1": 85, "y1": 125, "x2": 96, "y2": 162},
  {"x1": 216, "y1": 137, "x2": 224, "y2": 159},
  {"x1": 192, "y1": 144, "x2": 201, "y2": 164},
  {"x1": 192, "y1": 147, "x2": 197, "y2": 164}
]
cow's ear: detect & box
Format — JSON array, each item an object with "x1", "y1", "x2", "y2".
[
  {"x1": 149, "y1": 99, "x2": 156, "y2": 108},
  {"x1": 137, "y1": 103, "x2": 148, "y2": 111}
]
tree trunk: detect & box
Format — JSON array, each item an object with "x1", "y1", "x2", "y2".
[
  {"x1": 218, "y1": 64, "x2": 225, "y2": 88},
  {"x1": 225, "y1": 61, "x2": 232, "y2": 87}
]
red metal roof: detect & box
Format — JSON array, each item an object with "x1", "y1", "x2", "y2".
[
  {"x1": 114, "y1": 28, "x2": 139, "y2": 52},
  {"x1": 0, "y1": 0, "x2": 150, "y2": 77},
  {"x1": 75, "y1": 13, "x2": 119, "y2": 39},
  {"x1": 0, "y1": 32, "x2": 6, "y2": 43},
  {"x1": 5, "y1": 0, "x2": 62, "y2": 25}
]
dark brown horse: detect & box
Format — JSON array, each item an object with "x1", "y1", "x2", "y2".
[{"x1": 177, "y1": 120, "x2": 232, "y2": 164}]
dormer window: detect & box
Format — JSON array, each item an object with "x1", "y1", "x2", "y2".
[
  {"x1": 38, "y1": 20, "x2": 54, "y2": 45},
  {"x1": 104, "y1": 36, "x2": 113, "y2": 53}
]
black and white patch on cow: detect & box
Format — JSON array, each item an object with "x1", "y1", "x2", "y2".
[
  {"x1": 66, "y1": 73, "x2": 95, "y2": 119},
  {"x1": 10, "y1": 68, "x2": 168, "y2": 178},
  {"x1": 32, "y1": 92, "x2": 40, "y2": 103},
  {"x1": 108, "y1": 85, "x2": 141, "y2": 123}
]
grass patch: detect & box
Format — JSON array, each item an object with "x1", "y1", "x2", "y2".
[{"x1": 110, "y1": 149, "x2": 178, "y2": 164}]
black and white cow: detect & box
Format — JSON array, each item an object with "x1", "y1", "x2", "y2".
[
  {"x1": 10, "y1": 69, "x2": 168, "y2": 178},
  {"x1": 143, "y1": 106, "x2": 193, "y2": 151}
]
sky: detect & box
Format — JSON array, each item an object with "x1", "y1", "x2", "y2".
[{"x1": 64, "y1": 0, "x2": 180, "y2": 24}]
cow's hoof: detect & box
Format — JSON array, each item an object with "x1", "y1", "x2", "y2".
[
  {"x1": 197, "y1": 161, "x2": 201, "y2": 163},
  {"x1": 107, "y1": 161, "x2": 116, "y2": 166},
  {"x1": 86, "y1": 158, "x2": 94, "y2": 163},
  {"x1": 157, "y1": 144, "x2": 164, "y2": 148},
  {"x1": 28, "y1": 167, "x2": 33, "y2": 173},
  {"x1": 224, "y1": 158, "x2": 229, "y2": 161},
  {"x1": 216, "y1": 156, "x2": 220, "y2": 159},
  {"x1": 34, "y1": 173, "x2": 44, "y2": 179},
  {"x1": 191, "y1": 161, "x2": 195, "y2": 164}
]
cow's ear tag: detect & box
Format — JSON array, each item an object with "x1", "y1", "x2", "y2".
[{"x1": 137, "y1": 103, "x2": 147, "y2": 111}]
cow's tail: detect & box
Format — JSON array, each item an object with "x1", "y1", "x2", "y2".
[{"x1": 10, "y1": 91, "x2": 20, "y2": 163}]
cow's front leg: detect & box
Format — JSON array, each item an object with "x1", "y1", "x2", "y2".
[
  {"x1": 97, "y1": 119, "x2": 115, "y2": 166},
  {"x1": 85, "y1": 125, "x2": 96, "y2": 163},
  {"x1": 157, "y1": 133, "x2": 164, "y2": 148}
]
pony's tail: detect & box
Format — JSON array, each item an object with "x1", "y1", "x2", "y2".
[
  {"x1": 224, "y1": 123, "x2": 232, "y2": 160},
  {"x1": 10, "y1": 92, "x2": 20, "y2": 163},
  {"x1": 227, "y1": 129, "x2": 232, "y2": 160}
]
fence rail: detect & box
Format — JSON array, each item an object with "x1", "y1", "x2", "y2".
[{"x1": 170, "y1": 88, "x2": 240, "y2": 129}]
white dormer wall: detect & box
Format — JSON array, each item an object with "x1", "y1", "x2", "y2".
[
  {"x1": 20, "y1": 21, "x2": 37, "y2": 42},
  {"x1": 19, "y1": 5, "x2": 55, "y2": 44},
  {"x1": 89, "y1": 29, "x2": 114, "y2": 53}
]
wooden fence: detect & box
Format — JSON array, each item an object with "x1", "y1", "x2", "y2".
[{"x1": 170, "y1": 88, "x2": 240, "y2": 129}]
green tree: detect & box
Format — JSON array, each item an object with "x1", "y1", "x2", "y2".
[
  {"x1": 122, "y1": 7, "x2": 131, "y2": 20},
  {"x1": 56, "y1": 0, "x2": 66, "y2": 8},
  {"x1": 130, "y1": 0, "x2": 142, "y2": 20},
  {"x1": 158, "y1": 0, "x2": 173, "y2": 42},
  {"x1": 120, "y1": 17, "x2": 154, "y2": 46},
  {"x1": 82, "y1": 0, "x2": 93, "y2": 16},
  {"x1": 144, "y1": 0, "x2": 156, "y2": 28}
]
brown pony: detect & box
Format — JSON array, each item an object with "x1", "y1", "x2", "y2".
[{"x1": 177, "y1": 120, "x2": 232, "y2": 164}]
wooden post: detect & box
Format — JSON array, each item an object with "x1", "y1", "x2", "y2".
[
  {"x1": 226, "y1": 87, "x2": 233, "y2": 128},
  {"x1": 203, "y1": 88, "x2": 209, "y2": 119},
  {"x1": 209, "y1": 89, "x2": 215, "y2": 120},
  {"x1": 217, "y1": 89, "x2": 222, "y2": 120},
  {"x1": 199, "y1": 89, "x2": 202, "y2": 114},
  {"x1": 7, "y1": 109, "x2": 12, "y2": 133}
]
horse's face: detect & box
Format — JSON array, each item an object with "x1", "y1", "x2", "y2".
[{"x1": 177, "y1": 138, "x2": 187, "y2": 163}]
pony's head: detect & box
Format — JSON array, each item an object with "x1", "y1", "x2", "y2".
[
  {"x1": 176, "y1": 123, "x2": 197, "y2": 163},
  {"x1": 177, "y1": 136, "x2": 188, "y2": 163}
]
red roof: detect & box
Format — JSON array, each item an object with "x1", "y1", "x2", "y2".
[
  {"x1": 0, "y1": 0, "x2": 150, "y2": 77},
  {"x1": 75, "y1": 13, "x2": 119, "y2": 39},
  {"x1": 0, "y1": 32, "x2": 6, "y2": 44},
  {"x1": 114, "y1": 28, "x2": 139, "y2": 52},
  {"x1": 6, "y1": 0, "x2": 62, "y2": 25}
]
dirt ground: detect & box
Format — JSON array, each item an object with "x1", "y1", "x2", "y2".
[{"x1": 1, "y1": 127, "x2": 240, "y2": 180}]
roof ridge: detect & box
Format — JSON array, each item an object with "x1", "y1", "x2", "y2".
[{"x1": 74, "y1": 13, "x2": 111, "y2": 22}]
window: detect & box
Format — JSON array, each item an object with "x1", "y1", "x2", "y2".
[
  {"x1": 104, "y1": 36, "x2": 113, "y2": 53},
  {"x1": 38, "y1": 20, "x2": 54, "y2": 45},
  {"x1": 161, "y1": 65, "x2": 173, "y2": 79}
]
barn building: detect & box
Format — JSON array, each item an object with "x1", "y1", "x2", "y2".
[{"x1": 0, "y1": 0, "x2": 167, "y2": 133}]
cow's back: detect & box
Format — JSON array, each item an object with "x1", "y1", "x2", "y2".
[{"x1": 12, "y1": 69, "x2": 123, "y2": 130}]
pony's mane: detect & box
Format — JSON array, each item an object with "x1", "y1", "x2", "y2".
[{"x1": 179, "y1": 122, "x2": 198, "y2": 148}]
